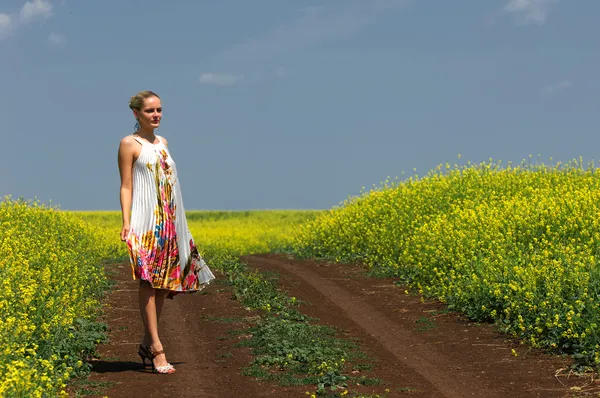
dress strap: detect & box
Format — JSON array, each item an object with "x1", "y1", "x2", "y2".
[
  {"x1": 131, "y1": 135, "x2": 145, "y2": 146},
  {"x1": 156, "y1": 136, "x2": 163, "y2": 145}
]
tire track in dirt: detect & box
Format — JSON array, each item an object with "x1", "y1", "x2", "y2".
[
  {"x1": 244, "y1": 255, "x2": 472, "y2": 398},
  {"x1": 242, "y1": 254, "x2": 585, "y2": 398},
  {"x1": 83, "y1": 263, "x2": 307, "y2": 398}
]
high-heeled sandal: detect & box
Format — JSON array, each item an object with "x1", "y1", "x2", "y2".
[
  {"x1": 138, "y1": 344, "x2": 152, "y2": 367},
  {"x1": 138, "y1": 344, "x2": 175, "y2": 374}
]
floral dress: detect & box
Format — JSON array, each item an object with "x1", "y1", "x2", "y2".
[{"x1": 126, "y1": 135, "x2": 215, "y2": 297}]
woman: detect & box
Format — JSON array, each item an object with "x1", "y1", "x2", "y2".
[{"x1": 117, "y1": 90, "x2": 215, "y2": 374}]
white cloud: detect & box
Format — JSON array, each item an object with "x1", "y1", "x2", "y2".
[
  {"x1": 544, "y1": 79, "x2": 572, "y2": 94},
  {"x1": 199, "y1": 73, "x2": 244, "y2": 86},
  {"x1": 48, "y1": 32, "x2": 64, "y2": 45},
  {"x1": 504, "y1": 0, "x2": 558, "y2": 25},
  {"x1": 20, "y1": 0, "x2": 53, "y2": 24},
  {"x1": 0, "y1": 0, "x2": 55, "y2": 40},
  {"x1": 198, "y1": 1, "x2": 408, "y2": 86},
  {"x1": 0, "y1": 13, "x2": 13, "y2": 39},
  {"x1": 216, "y1": 1, "x2": 408, "y2": 63},
  {"x1": 275, "y1": 67, "x2": 286, "y2": 78}
]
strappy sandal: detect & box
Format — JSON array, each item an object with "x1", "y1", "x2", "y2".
[
  {"x1": 138, "y1": 344, "x2": 152, "y2": 367},
  {"x1": 138, "y1": 344, "x2": 176, "y2": 374}
]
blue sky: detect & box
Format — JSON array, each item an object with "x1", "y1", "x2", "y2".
[{"x1": 1, "y1": 0, "x2": 599, "y2": 210}]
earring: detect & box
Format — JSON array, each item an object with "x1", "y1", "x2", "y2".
[{"x1": 134, "y1": 121, "x2": 140, "y2": 131}]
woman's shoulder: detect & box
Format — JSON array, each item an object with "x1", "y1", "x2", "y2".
[
  {"x1": 120, "y1": 134, "x2": 135, "y2": 144},
  {"x1": 118, "y1": 134, "x2": 139, "y2": 152},
  {"x1": 120, "y1": 133, "x2": 138, "y2": 142},
  {"x1": 157, "y1": 135, "x2": 169, "y2": 147}
]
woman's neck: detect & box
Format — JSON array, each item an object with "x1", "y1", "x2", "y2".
[{"x1": 135, "y1": 127, "x2": 156, "y2": 141}]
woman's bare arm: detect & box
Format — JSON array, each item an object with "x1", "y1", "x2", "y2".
[{"x1": 118, "y1": 137, "x2": 135, "y2": 241}]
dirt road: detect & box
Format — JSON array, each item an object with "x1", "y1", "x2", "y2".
[
  {"x1": 83, "y1": 262, "x2": 304, "y2": 398},
  {"x1": 83, "y1": 255, "x2": 595, "y2": 397}
]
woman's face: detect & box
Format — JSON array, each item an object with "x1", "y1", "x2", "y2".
[{"x1": 135, "y1": 96, "x2": 162, "y2": 131}]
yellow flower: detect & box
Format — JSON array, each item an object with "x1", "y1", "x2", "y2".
[{"x1": 289, "y1": 157, "x2": 600, "y2": 367}]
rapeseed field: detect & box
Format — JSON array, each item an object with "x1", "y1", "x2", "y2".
[
  {"x1": 1, "y1": 203, "x2": 320, "y2": 396},
  {"x1": 291, "y1": 157, "x2": 600, "y2": 367},
  {"x1": 8, "y1": 153, "x2": 600, "y2": 395},
  {"x1": 76, "y1": 209, "x2": 322, "y2": 257},
  {"x1": 0, "y1": 197, "x2": 119, "y2": 397}
]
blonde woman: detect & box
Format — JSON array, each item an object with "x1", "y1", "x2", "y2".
[{"x1": 117, "y1": 90, "x2": 215, "y2": 374}]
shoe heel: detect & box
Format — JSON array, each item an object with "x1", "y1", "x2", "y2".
[
  {"x1": 138, "y1": 344, "x2": 151, "y2": 367},
  {"x1": 138, "y1": 352, "x2": 148, "y2": 366}
]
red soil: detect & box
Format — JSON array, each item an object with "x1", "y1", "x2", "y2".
[{"x1": 79, "y1": 255, "x2": 599, "y2": 397}]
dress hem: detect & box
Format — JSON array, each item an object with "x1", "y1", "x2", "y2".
[{"x1": 135, "y1": 277, "x2": 215, "y2": 299}]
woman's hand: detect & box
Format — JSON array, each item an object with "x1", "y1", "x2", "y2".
[{"x1": 121, "y1": 224, "x2": 130, "y2": 242}]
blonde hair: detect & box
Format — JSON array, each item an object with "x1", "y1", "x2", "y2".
[{"x1": 129, "y1": 90, "x2": 160, "y2": 111}]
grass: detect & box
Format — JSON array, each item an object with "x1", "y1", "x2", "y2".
[
  {"x1": 414, "y1": 316, "x2": 436, "y2": 332},
  {"x1": 73, "y1": 209, "x2": 387, "y2": 396},
  {"x1": 207, "y1": 252, "x2": 377, "y2": 396}
]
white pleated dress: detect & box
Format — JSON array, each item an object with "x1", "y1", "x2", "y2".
[{"x1": 126, "y1": 134, "x2": 215, "y2": 298}]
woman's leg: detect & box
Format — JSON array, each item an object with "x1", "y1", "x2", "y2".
[
  {"x1": 155, "y1": 289, "x2": 166, "y2": 321},
  {"x1": 141, "y1": 288, "x2": 166, "y2": 345},
  {"x1": 139, "y1": 283, "x2": 171, "y2": 369}
]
